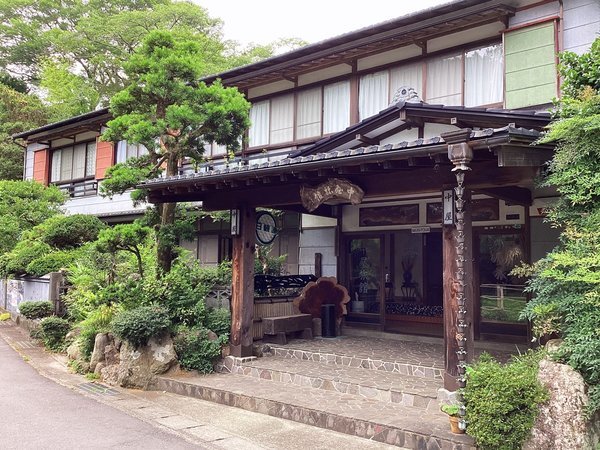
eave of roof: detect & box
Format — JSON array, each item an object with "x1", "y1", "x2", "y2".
[
  {"x1": 141, "y1": 125, "x2": 545, "y2": 192},
  {"x1": 202, "y1": 0, "x2": 514, "y2": 90},
  {"x1": 12, "y1": 107, "x2": 111, "y2": 141}
]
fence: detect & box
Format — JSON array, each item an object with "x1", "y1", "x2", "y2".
[{"x1": 0, "y1": 272, "x2": 65, "y2": 316}]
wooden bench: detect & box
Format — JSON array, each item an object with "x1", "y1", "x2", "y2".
[{"x1": 262, "y1": 313, "x2": 313, "y2": 344}]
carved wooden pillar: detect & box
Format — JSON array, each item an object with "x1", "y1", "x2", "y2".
[
  {"x1": 230, "y1": 204, "x2": 256, "y2": 358},
  {"x1": 441, "y1": 129, "x2": 475, "y2": 430}
]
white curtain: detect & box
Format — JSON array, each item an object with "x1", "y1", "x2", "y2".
[
  {"x1": 323, "y1": 80, "x2": 350, "y2": 134},
  {"x1": 116, "y1": 141, "x2": 127, "y2": 163},
  {"x1": 359, "y1": 71, "x2": 389, "y2": 120},
  {"x1": 248, "y1": 100, "x2": 270, "y2": 147},
  {"x1": 464, "y1": 44, "x2": 503, "y2": 107},
  {"x1": 389, "y1": 63, "x2": 423, "y2": 102},
  {"x1": 426, "y1": 54, "x2": 462, "y2": 106},
  {"x1": 86, "y1": 142, "x2": 96, "y2": 177},
  {"x1": 60, "y1": 147, "x2": 73, "y2": 181},
  {"x1": 269, "y1": 94, "x2": 294, "y2": 144},
  {"x1": 50, "y1": 151, "x2": 61, "y2": 183},
  {"x1": 296, "y1": 87, "x2": 322, "y2": 139},
  {"x1": 72, "y1": 143, "x2": 86, "y2": 179}
]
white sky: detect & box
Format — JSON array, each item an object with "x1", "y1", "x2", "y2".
[{"x1": 195, "y1": 0, "x2": 454, "y2": 46}]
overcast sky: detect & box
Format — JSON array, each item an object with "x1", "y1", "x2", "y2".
[{"x1": 195, "y1": 0, "x2": 453, "y2": 46}]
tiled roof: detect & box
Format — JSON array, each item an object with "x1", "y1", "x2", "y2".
[{"x1": 141, "y1": 125, "x2": 541, "y2": 189}]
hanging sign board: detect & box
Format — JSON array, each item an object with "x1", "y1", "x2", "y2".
[
  {"x1": 230, "y1": 209, "x2": 240, "y2": 235},
  {"x1": 443, "y1": 189, "x2": 455, "y2": 225},
  {"x1": 256, "y1": 211, "x2": 278, "y2": 245}
]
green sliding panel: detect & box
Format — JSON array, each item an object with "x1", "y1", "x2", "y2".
[{"x1": 504, "y1": 22, "x2": 557, "y2": 109}]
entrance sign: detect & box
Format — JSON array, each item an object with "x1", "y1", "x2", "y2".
[
  {"x1": 230, "y1": 209, "x2": 240, "y2": 235},
  {"x1": 256, "y1": 211, "x2": 278, "y2": 245},
  {"x1": 300, "y1": 178, "x2": 364, "y2": 212},
  {"x1": 443, "y1": 189, "x2": 455, "y2": 225},
  {"x1": 411, "y1": 226, "x2": 431, "y2": 234}
]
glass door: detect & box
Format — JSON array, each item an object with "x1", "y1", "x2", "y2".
[
  {"x1": 477, "y1": 232, "x2": 528, "y2": 337},
  {"x1": 346, "y1": 236, "x2": 383, "y2": 326}
]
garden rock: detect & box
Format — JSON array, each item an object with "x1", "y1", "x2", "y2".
[
  {"x1": 524, "y1": 359, "x2": 600, "y2": 450},
  {"x1": 207, "y1": 330, "x2": 218, "y2": 341},
  {"x1": 112, "y1": 332, "x2": 177, "y2": 389},
  {"x1": 89, "y1": 333, "x2": 111, "y2": 373}
]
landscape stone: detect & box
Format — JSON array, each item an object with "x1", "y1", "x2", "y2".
[
  {"x1": 523, "y1": 358, "x2": 600, "y2": 450},
  {"x1": 89, "y1": 333, "x2": 111, "y2": 373}
]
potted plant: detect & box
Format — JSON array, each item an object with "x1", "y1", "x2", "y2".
[{"x1": 441, "y1": 404, "x2": 464, "y2": 434}]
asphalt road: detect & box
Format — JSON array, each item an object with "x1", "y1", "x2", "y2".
[{"x1": 0, "y1": 337, "x2": 202, "y2": 450}]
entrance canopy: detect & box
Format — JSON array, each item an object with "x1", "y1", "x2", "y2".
[{"x1": 142, "y1": 102, "x2": 552, "y2": 211}]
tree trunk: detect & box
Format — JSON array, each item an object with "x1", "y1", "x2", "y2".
[{"x1": 156, "y1": 152, "x2": 178, "y2": 276}]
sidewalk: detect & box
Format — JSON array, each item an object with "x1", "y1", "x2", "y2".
[{"x1": 0, "y1": 319, "x2": 396, "y2": 450}]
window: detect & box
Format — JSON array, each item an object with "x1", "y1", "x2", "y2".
[
  {"x1": 323, "y1": 81, "x2": 350, "y2": 134},
  {"x1": 116, "y1": 141, "x2": 148, "y2": 164},
  {"x1": 247, "y1": 80, "x2": 351, "y2": 148},
  {"x1": 426, "y1": 53, "x2": 463, "y2": 106},
  {"x1": 389, "y1": 63, "x2": 423, "y2": 102},
  {"x1": 464, "y1": 43, "x2": 503, "y2": 107},
  {"x1": 359, "y1": 71, "x2": 389, "y2": 120},
  {"x1": 50, "y1": 142, "x2": 96, "y2": 183},
  {"x1": 296, "y1": 88, "x2": 322, "y2": 139}
]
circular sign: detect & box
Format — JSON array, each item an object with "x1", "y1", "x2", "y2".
[{"x1": 256, "y1": 211, "x2": 278, "y2": 245}]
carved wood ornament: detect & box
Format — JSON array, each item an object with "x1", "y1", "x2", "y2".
[
  {"x1": 293, "y1": 277, "x2": 350, "y2": 326},
  {"x1": 300, "y1": 178, "x2": 364, "y2": 212}
]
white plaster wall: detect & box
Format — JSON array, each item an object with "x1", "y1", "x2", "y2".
[
  {"x1": 563, "y1": 0, "x2": 600, "y2": 55},
  {"x1": 63, "y1": 189, "x2": 146, "y2": 217},
  {"x1": 298, "y1": 227, "x2": 337, "y2": 278},
  {"x1": 510, "y1": 1, "x2": 560, "y2": 27},
  {"x1": 379, "y1": 128, "x2": 419, "y2": 145}
]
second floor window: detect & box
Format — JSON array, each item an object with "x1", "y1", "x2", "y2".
[
  {"x1": 50, "y1": 142, "x2": 96, "y2": 183},
  {"x1": 116, "y1": 141, "x2": 148, "y2": 163},
  {"x1": 248, "y1": 80, "x2": 351, "y2": 148}
]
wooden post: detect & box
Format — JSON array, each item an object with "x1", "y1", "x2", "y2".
[
  {"x1": 314, "y1": 253, "x2": 322, "y2": 278},
  {"x1": 230, "y1": 204, "x2": 256, "y2": 358},
  {"x1": 441, "y1": 130, "x2": 475, "y2": 393}
]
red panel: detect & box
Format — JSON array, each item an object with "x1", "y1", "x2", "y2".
[
  {"x1": 33, "y1": 149, "x2": 49, "y2": 185},
  {"x1": 95, "y1": 139, "x2": 114, "y2": 180}
]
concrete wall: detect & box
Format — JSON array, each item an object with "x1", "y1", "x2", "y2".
[{"x1": 1, "y1": 277, "x2": 50, "y2": 315}]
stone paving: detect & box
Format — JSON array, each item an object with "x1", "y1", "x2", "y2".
[
  {"x1": 157, "y1": 372, "x2": 475, "y2": 450},
  {"x1": 226, "y1": 356, "x2": 441, "y2": 410}
]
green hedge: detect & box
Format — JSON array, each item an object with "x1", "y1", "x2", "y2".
[
  {"x1": 18, "y1": 301, "x2": 54, "y2": 319},
  {"x1": 173, "y1": 326, "x2": 225, "y2": 373},
  {"x1": 39, "y1": 316, "x2": 70, "y2": 351},
  {"x1": 464, "y1": 351, "x2": 548, "y2": 450},
  {"x1": 111, "y1": 305, "x2": 171, "y2": 347}
]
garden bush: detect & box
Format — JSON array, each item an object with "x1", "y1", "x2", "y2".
[
  {"x1": 0, "y1": 241, "x2": 51, "y2": 276},
  {"x1": 464, "y1": 351, "x2": 548, "y2": 450},
  {"x1": 173, "y1": 326, "x2": 226, "y2": 373},
  {"x1": 204, "y1": 308, "x2": 231, "y2": 337},
  {"x1": 39, "y1": 214, "x2": 106, "y2": 249},
  {"x1": 111, "y1": 305, "x2": 171, "y2": 347},
  {"x1": 39, "y1": 316, "x2": 71, "y2": 351},
  {"x1": 18, "y1": 300, "x2": 54, "y2": 319},
  {"x1": 26, "y1": 249, "x2": 80, "y2": 277},
  {"x1": 78, "y1": 305, "x2": 118, "y2": 360}
]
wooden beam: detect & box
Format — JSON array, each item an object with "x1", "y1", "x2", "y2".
[
  {"x1": 474, "y1": 186, "x2": 532, "y2": 206},
  {"x1": 355, "y1": 134, "x2": 377, "y2": 146},
  {"x1": 230, "y1": 204, "x2": 256, "y2": 358}
]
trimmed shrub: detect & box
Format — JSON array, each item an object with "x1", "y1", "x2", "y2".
[
  {"x1": 464, "y1": 351, "x2": 548, "y2": 450},
  {"x1": 40, "y1": 214, "x2": 106, "y2": 249},
  {"x1": 18, "y1": 301, "x2": 54, "y2": 319},
  {"x1": 26, "y1": 249, "x2": 79, "y2": 277},
  {"x1": 39, "y1": 316, "x2": 70, "y2": 351},
  {"x1": 111, "y1": 305, "x2": 171, "y2": 347},
  {"x1": 1, "y1": 241, "x2": 51, "y2": 276},
  {"x1": 173, "y1": 326, "x2": 225, "y2": 373},
  {"x1": 204, "y1": 308, "x2": 231, "y2": 338}
]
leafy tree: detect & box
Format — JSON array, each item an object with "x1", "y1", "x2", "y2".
[
  {"x1": 0, "y1": 180, "x2": 64, "y2": 255},
  {"x1": 102, "y1": 31, "x2": 250, "y2": 274},
  {"x1": 96, "y1": 223, "x2": 151, "y2": 278},
  {"x1": 0, "y1": 84, "x2": 48, "y2": 179},
  {"x1": 520, "y1": 38, "x2": 600, "y2": 415}
]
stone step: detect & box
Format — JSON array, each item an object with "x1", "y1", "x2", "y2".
[
  {"x1": 155, "y1": 372, "x2": 474, "y2": 450},
  {"x1": 266, "y1": 337, "x2": 445, "y2": 380},
  {"x1": 222, "y1": 355, "x2": 442, "y2": 410}
]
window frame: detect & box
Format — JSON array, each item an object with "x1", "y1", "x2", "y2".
[{"x1": 49, "y1": 140, "x2": 97, "y2": 185}]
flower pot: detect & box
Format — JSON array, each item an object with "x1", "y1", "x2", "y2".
[{"x1": 448, "y1": 415, "x2": 464, "y2": 434}]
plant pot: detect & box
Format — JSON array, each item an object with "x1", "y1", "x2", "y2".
[{"x1": 448, "y1": 415, "x2": 464, "y2": 434}]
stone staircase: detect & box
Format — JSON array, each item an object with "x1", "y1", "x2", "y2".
[{"x1": 155, "y1": 336, "x2": 477, "y2": 449}]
